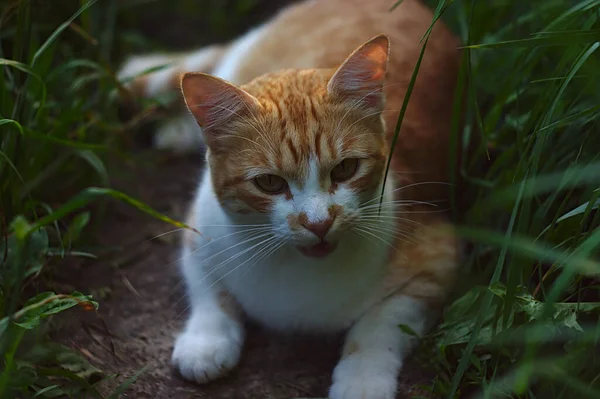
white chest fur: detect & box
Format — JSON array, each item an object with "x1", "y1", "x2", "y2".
[{"x1": 182, "y1": 170, "x2": 394, "y2": 332}]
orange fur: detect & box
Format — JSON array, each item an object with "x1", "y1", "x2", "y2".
[
  {"x1": 173, "y1": 0, "x2": 461, "y2": 302},
  {"x1": 128, "y1": 0, "x2": 460, "y2": 204},
  {"x1": 382, "y1": 210, "x2": 461, "y2": 306},
  {"x1": 183, "y1": 67, "x2": 390, "y2": 212}
]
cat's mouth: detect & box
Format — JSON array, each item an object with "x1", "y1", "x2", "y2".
[{"x1": 298, "y1": 241, "x2": 338, "y2": 258}]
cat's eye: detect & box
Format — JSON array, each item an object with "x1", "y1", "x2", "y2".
[
  {"x1": 331, "y1": 158, "x2": 359, "y2": 182},
  {"x1": 254, "y1": 174, "x2": 288, "y2": 194}
]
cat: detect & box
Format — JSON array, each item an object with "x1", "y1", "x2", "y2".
[{"x1": 118, "y1": 0, "x2": 461, "y2": 398}]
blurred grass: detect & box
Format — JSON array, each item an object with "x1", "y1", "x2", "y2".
[
  {"x1": 414, "y1": 0, "x2": 600, "y2": 397},
  {"x1": 1, "y1": 0, "x2": 599, "y2": 397}
]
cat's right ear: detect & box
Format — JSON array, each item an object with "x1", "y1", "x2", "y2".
[
  {"x1": 181, "y1": 72, "x2": 261, "y2": 135},
  {"x1": 327, "y1": 34, "x2": 390, "y2": 111}
]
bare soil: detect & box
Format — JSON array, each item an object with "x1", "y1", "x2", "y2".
[{"x1": 52, "y1": 152, "x2": 434, "y2": 399}]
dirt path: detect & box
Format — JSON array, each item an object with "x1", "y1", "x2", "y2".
[{"x1": 56, "y1": 153, "x2": 432, "y2": 399}]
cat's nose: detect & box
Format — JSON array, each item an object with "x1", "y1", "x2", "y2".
[{"x1": 302, "y1": 217, "x2": 334, "y2": 240}]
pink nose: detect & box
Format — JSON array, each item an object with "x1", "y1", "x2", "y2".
[{"x1": 302, "y1": 218, "x2": 334, "y2": 240}]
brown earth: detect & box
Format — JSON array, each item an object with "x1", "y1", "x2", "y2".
[{"x1": 53, "y1": 152, "x2": 434, "y2": 399}]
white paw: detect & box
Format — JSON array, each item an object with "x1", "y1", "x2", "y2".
[
  {"x1": 171, "y1": 331, "x2": 242, "y2": 383},
  {"x1": 154, "y1": 114, "x2": 204, "y2": 152},
  {"x1": 329, "y1": 354, "x2": 399, "y2": 399}
]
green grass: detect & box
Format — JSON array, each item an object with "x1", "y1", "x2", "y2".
[
  {"x1": 1, "y1": 0, "x2": 600, "y2": 398},
  {"x1": 0, "y1": 1, "x2": 196, "y2": 397},
  {"x1": 413, "y1": 0, "x2": 600, "y2": 397}
]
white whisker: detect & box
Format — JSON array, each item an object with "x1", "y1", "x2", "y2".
[
  {"x1": 355, "y1": 227, "x2": 408, "y2": 261},
  {"x1": 167, "y1": 234, "x2": 277, "y2": 313},
  {"x1": 164, "y1": 228, "x2": 269, "y2": 273},
  {"x1": 360, "y1": 197, "x2": 442, "y2": 209},
  {"x1": 193, "y1": 223, "x2": 273, "y2": 228},
  {"x1": 176, "y1": 227, "x2": 272, "y2": 261},
  {"x1": 146, "y1": 228, "x2": 185, "y2": 241},
  {"x1": 236, "y1": 239, "x2": 285, "y2": 283},
  {"x1": 352, "y1": 229, "x2": 381, "y2": 247},
  {"x1": 200, "y1": 234, "x2": 277, "y2": 280},
  {"x1": 358, "y1": 223, "x2": 420, "y2": 246},
  {"x1": 206, "y1": 236, "x2": 281, "y2": 291},
  {"x1": 354, "y1": 226, "x2": 400, "y2": 253},
  {"x1": 164, "y1": 227, "x2": 271, "y2": 301},
  {"x1": 359, "y1": 181, "x2": 453, "y2": 209},
  {"x1": 359, "y1": 215, "x2": 429, "y2": 230},
  {"x1": 359, "y1": 207, "x2": 449, "y2": 216},
  {"x1": 218, "y1": 239, "x2": 285, "y2": 307}
]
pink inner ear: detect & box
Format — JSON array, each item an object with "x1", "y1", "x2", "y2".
[
  {"x1": 181, "y1": 73, "x2": 259, "y2": 130},
  {"x1": 328, "y1": 35, "x2": 390, "y2": 109}
]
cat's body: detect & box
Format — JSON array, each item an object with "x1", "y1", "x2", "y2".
[{"x1": 119, "y1": 1, "x2": 461, "y2": 398}]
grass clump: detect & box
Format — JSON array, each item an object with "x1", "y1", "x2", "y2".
[
  {"x1": 0, "y1": 0, "x2": 190, "y2": 397},
  {"x1": 1, "y1": 0, "x2": 118, "y2": 396},
  {"x1": 411, "y1": 0, "x2": 600, "y2": 397}
]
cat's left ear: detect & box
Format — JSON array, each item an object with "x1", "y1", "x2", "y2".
[
  {"x1": 327, "y1": 34, "x2": 390, "y2": 111},
  {"x1": 181, "y1": 72, "x2": 261, "y2": 132}
]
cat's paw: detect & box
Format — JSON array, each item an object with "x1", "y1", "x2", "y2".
[
  {"x1": 171, "y1": 331, "x2": 242, "y2": 383},
  {"x1": 328, "y1": 353, "x2": 399, "y2": 399},
  {"x1": 154, "y1": 114, "x2": 204, "y2": 152}
]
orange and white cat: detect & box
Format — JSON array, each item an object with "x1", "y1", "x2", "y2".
[{"x1": 119, "y1": 0, "x2": 461, "y2": 398}]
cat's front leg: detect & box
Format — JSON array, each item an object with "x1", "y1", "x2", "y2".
[
  {"x1": 172, "y1": 253, "x2": 244, "y2": 383},
  {"x1": 329, "y1": 295, "x2": 430, "y2": 399},
  {"x1": 172, "y1": 291, "x2": 244, "y2": 383}
]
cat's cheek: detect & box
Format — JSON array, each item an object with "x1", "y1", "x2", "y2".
[
  {"x1": 270, "y1": 196, "x2": 297, "y2": 238},
  {"x1": 329, "y1": 186, "x2": 361, "y2": 234},
  {"x1": 331, "y1": 186, "x2": 360, "y2": 209}
]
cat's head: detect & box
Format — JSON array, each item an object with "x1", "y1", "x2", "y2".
[{"x1": 182, "y1": 35, "x2": 390, "y2": 258}]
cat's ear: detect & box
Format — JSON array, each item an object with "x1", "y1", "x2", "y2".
[
  {"x1": 327, "y1": 34, "x2": 390, "y2": 111},
  {"x1": 181, "y1": 72, "x2": 261, "y2": 133}
]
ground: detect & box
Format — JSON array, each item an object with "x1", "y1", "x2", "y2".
[{"x1": 54, "y1": 152, "x2": 432, "y2": 399}]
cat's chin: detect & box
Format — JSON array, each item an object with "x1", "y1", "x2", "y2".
[{"x1": 297, "y1": 241, "x2": 338, "y2": 259}]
